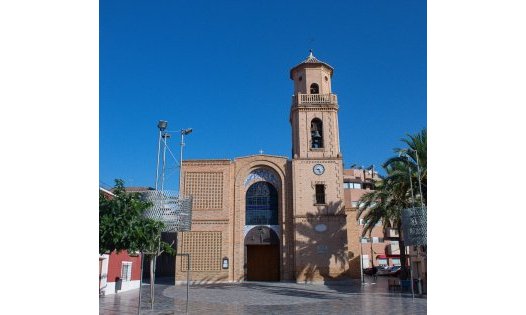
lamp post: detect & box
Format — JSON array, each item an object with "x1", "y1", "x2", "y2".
[
  {"x1": 401, "y1": 148, "x2": 425, "y2": 209},
  {"x1": 143, "y1": 120, "x2": 167, "y2": 314},
  {"x1": 408, "y1": 148, "x2": 425, "y2": 296},
  {"x1": 413, "y1": 149, "x2": 426, "y2": 210},
  {"x1": 399, "y1": 149, "x2": 424, "y2": 299},
  {"x1": 399, "y1": 151, "x2": 416, "y2": 207},
  {"x1": 160, "y1": 132, "x2": 171, "y2": 191},
  {"x1": 179, "y1": 128, "x2": 192, "y2": 196},
  {"x1": 155, "y1": 120, "x2": 168, "y2": 190}
]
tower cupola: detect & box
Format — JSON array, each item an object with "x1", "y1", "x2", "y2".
[{"x1": 290, "y1": 50, "x2": 334, "y2": 95}]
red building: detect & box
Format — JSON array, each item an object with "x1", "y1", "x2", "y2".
[{"x1": 99, "y1": 187, "x2": 143, "y2": 295}]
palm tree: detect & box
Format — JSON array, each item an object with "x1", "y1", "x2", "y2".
[
  {"x1": 357, "y1": 128, "x2": 427, "y2": 279},
  {"x1": 384, "y1": 128, "x2": 426, "y2": 206}
]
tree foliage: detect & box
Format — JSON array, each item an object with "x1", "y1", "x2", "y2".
[
  {"x1": 99, "y1": 179, "x2": 174, "y2": 256},
  {"x1": 356, "y1": 128, "x2": 427, "y2": 277}
]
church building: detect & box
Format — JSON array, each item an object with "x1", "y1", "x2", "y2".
[{"x1": 175, "y1": 52, "x2": 382, "y2": 283}]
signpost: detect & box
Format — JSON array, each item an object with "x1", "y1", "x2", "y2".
[
  {"x1": 401, "y1": 206, "x2": 426, "y2": 298},
  {"x1": 401, "y1": 207, "x2": 427, "y2": 246}
]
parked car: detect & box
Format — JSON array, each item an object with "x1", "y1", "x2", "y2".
[
  {"x1": 376, "y1": 266, "x2": 391, "y2": 276},
  {"x1": 388, "y1": 266, "x2": 401, "y2": 276}
]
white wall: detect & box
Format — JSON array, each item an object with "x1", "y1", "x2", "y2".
[
  {"x1": 103, "y1": 280, "x2": 140, "y2": 296},
  {"x1": 99, "y1": 254, "x2": 109, "y2": 295}
]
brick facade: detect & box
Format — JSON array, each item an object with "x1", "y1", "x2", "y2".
[{"x1": 175, "y1": 52, "x2": 393, "y2": 283}]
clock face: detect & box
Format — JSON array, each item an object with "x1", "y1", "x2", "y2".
[{"x1": 313, "y1": 164, "x2": 325, "y2": 175}]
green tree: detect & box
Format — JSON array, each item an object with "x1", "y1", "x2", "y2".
[
  {"x1": 357, "y1": 128, "x2": 427, "y2": 279},
  {"x1": 384, "y1": 128, "x2": 426, "y2": 206},
  {"x1": 99, "y1": 179, "x2": 171, "y2": 254},
  {"x1": 99, "y1": 179, "x2": 174, "y2": 305}
]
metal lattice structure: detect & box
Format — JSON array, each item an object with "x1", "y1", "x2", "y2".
[
  {"x1": 141, "y1": 190, "x2": 193, "y2": 232},
  {"x1": 401, "y1": 207, "x2": 427, "y2": 246}
]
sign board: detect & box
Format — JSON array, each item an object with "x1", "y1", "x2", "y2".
[
  {"x1": 401, "y1": 207, "x2": 427, "y2": 246},
  {"x1": 141, "y1": 190, "x2": 193, "y2": 232}
]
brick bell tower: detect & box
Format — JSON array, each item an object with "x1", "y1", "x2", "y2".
[{"x1": 289, "y1": 51, "x2": 349, "y2": 282}]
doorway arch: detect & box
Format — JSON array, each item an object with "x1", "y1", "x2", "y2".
[{"x1": 244, "y1": 226, "x2": 280, "y2": 281}]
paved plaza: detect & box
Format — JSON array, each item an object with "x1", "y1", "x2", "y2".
[{"x1": 99, "y1": 277, "x2": 426, "y2": 315}]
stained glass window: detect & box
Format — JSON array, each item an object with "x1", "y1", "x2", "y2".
[{"x1": 245, "y1": 182, "x2": 278, "y2": 225}]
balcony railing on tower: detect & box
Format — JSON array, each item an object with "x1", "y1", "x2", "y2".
[{"x1": 292, "y1": 93, "x2": 337, "y2": 105}]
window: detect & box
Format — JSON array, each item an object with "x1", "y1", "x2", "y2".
[
  {"x1": 391, "y1": 258, "x2": 401, "y2": 266},
  {"x1": 372, "y1": 237, "x2": 384, "y2": 243},
  {"x1": 315, "y1": 184, "x2": 325, "y2": 204},
  {"x1": 121, "y1": 262, "x2": 132, "y2": 281},
  {"x1": 343, "y1": 182, "x2": 361, "y2": 189},
  {"x1": 377, "y1": 258, "x2": 388, "y2": 266},
  {"x1": 245, "y1": 182, "x2": 278, "y2": 225},
  {"x1": 362, "y1": 182, "x2": 375, "y2": 190},
  {"x1": 310, "y1": 83, "x2": 319, "y2": 94},
  {"x1": 311, "y1": 119, "x2": 324, "y2": 148},
  {"x1": 351, "y1": 201, "x2": 359, "y2": 208}
]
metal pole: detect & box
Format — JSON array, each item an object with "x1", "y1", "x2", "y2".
[
  {"x1": 161, "y1": 134, "x2": 168, "y2": 191},
  {"x1": 174, "y1": 231, "x2": 178, "y2": 287},
  {"x1": 359, "y1": 236, "x2": 364, "y2": 285},
  {"x1": 414, "y1": 150, "x2": 425, "y2": 209},
  {"x1": 400, "y1": 151, "x2": 416, "y2": 207},
  {"x1": 149, "y1": 255, "x2": 155, "y2": 309},
  {"x1": 409, "y1": 250, "x2": 415, "y2": 299},
  {"x1": 408, "y1": 164, "x2": 415, "y2": 207},
  {"x1": 186, "y1": 254, "x2": 190, "y2": 314},
  {"x1": 137, "y1": 252, "x2": 144, "y2": 315},
  {"x1": 179, "y1": 131, "x2": 185, "y2": 196},
  {"x1": 358, "y1": 216, "x2": 365, "y2": 284},
  {"x1": 155, "y1": 129, "x2": 162, "y2": 190},
  {"x1": 175, "y1": 253, "x2": 190, "y2": 313}
]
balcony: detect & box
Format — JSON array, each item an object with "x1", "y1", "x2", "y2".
[
  {"x1": 292, "y1": 93, "x2": 338, "y2": 106},
  {"x1": 384, "y1": 228, "x2": 399, "y2": 239},
  {"x1": 386, "y1": 243, "x2": 400, "y2": 255}
]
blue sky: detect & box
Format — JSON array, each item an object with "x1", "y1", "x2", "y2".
[{"x1": 100, "y1": 0, "x2": 426, "y2": 190}]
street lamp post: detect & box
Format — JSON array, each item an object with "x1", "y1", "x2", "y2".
[
  {"x1": 413, "y1": 150, "x2": 425, "y2": 210},
  {"x1": 399, "y1": 149, "x2": 422, "y2": 299},
  {"x1": 143, "y1": 120, "x2": 168, "y2": 314},
  {"x1": 401, "y1": 148, "x2": 425, "y2": 209},
  {"x1": 160, "y1": 132, "x2": 171, "y2": 191},
  {"x1": 179, "y1": 128, "x2": 192, "y2": 196},
  {"x1": 399, "y1": 151, "x2": 416, "y2": 207},
  {"x1": 155, "y1": 120, "x2": 168, "y2": 190}
]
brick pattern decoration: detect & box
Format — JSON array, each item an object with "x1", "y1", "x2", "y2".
[
  {"x1": 180, "y1": 231, "x2": 222, "y2": 271},
  {"x1": 184, "y1": 172, "x2": 223, "y2": 210}
]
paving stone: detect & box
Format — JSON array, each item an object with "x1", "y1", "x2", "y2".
[{"x1": 100, "y1": 277, "x2": 426, "y2": 314}]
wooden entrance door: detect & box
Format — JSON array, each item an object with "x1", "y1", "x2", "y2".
[{"x1": 246, "y1": 245, "x2": 280, "y2": 281}]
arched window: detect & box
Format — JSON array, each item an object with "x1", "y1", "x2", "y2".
[
  {"x1": 311, "y1": 118, "x2": 324, "y2": 148},
  {"x1": 245, "y1": 182, "x2": 278, "y2": 225},
  {"x1": 310, "y1": 83, "x2": 319, "y2": 94}
]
